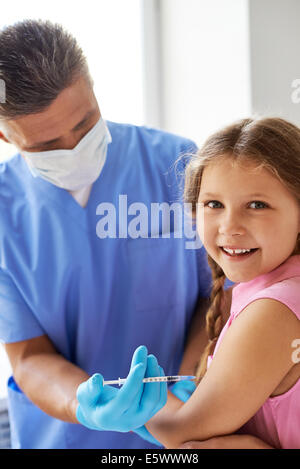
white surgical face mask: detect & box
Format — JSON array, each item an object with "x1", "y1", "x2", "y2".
[{"x1": 22, "y1": 117, "x2": 112, "y2": 191}]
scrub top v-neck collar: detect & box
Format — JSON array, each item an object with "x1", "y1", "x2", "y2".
[{"x1": 68, "y1": 184, "x2": 93, "y2": 208}]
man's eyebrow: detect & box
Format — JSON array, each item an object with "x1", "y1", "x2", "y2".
[
  {"x1": 24, "y1": 109, "x2": 96, "y2": 150},
  {"x1": 71, "y1": 109, "x2": 95, "y2": 132}
]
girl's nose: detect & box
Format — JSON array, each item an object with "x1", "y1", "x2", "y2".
[{"x1": 218, "y1": 212, "x2": 246, "y2": 237}]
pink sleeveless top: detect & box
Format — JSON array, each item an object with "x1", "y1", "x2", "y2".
[{"x1": 208, "y1": 255, "x2": 300, "y2": 449}]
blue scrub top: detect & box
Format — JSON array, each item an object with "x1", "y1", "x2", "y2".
[{"x1": 0, "y1": 121, "x2": 213, "y2": 449}]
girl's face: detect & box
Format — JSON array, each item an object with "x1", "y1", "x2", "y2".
[{"x1": 197, "y1": 157, "x2": 300, "y2": 283}]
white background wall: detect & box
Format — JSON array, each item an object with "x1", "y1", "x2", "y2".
[
  {"x1": 249, "y1": 0, "x2": 300, "y2": 124},
  {"x1": 158, "y1": 0, "x2": 300, "y2": 146},
  {"x1": 159, "y1": 0, "x2": 251, "y2": 146}
]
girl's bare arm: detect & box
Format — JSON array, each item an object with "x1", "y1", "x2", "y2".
[{"x1": 146, "y1": 298, "x2": 299, "y2": 448}]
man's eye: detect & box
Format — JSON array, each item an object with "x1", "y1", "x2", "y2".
[
  {"x1": 249, "y1": 201, "x2": 268, "y2": 209},
  {"x1": 205, "y1": 201, "x2": 223, "y2": 209}
]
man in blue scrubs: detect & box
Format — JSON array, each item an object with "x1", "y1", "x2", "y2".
[{"x1": 0, "y1": 20, "x2": 213, "y2": 448}]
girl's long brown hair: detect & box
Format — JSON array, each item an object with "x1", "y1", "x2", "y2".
[{"x1": 184, "y1": 117, "x2": 300, "y2": 383}]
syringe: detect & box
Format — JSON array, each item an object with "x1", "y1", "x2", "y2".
[{"x1": 103, "y1": 375, "x2": 196, "y2": 386}]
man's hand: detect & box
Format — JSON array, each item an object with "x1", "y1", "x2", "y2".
[
  {"x1": 76, "y1": 345, "x2": 167, "y2": 432},
  {"x1": 134, "y1": 372, "x2": 197, "y2": 446},
  {"x1": 169, "y1": 379, "x2": 196, "y2": 401}
]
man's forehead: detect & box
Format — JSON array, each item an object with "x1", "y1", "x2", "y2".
[
  {"x1": 4, "y1": 76, "x2": 97, "y2": 146},
  {"x1": 21, "y1": 108, "x2": 98, "y2": 150}
]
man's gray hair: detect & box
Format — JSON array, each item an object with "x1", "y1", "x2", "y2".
[{"x1": 0, "y1": 19, "x2": 92, "y2": 120}]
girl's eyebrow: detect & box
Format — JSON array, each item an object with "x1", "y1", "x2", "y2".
[{"x1": 200, "y1": 192, "x2": 271, "y2": 198}]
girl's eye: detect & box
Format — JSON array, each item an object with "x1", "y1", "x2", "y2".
[
  {"x1": 203, "y1": 200, "x2": 268, "y2": 210},
  {"x1": 204, "y1": 200, "x2": 223, "y2": 209},
  {"x1": 249, "y1": 201, "x2": 268, "y2": 209}
]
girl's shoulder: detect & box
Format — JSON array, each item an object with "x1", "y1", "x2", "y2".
[{"x1": 245, "y1": 277, "x2": 300, "y2": 321}]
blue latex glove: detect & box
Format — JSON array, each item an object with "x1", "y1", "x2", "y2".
[
  {"x1": 76, "y1": 345, "x2": 167, "y2": 432},
  {"x1": 134, "y1": 377, "x2": 197, "y2": 446},
  {"x1": 133, "y1": 422, "x2": 162, "y2": 446},
  {"x1": 169, "y1": 379, "x2": 196, "y2": 401}
]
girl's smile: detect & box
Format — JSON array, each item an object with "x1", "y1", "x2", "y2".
[
  {"x1": 197, "y1": 157, "x2": 300, "y2": 283},
  {"x1": 219, "y1": 246, "x2": 259, "y2": 260}
]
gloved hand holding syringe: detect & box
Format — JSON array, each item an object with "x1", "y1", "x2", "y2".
[{"x1": 76, "y1": 345, "x2": 196, "y2": 444}]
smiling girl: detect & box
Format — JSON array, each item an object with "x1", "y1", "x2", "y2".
[{"x1": 143, "y1": 117, "x2": 300, "y2": 449}]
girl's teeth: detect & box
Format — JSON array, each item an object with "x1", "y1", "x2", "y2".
[{"x1": 223, "y1": 248, "x2": 251, "y2": 255}]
